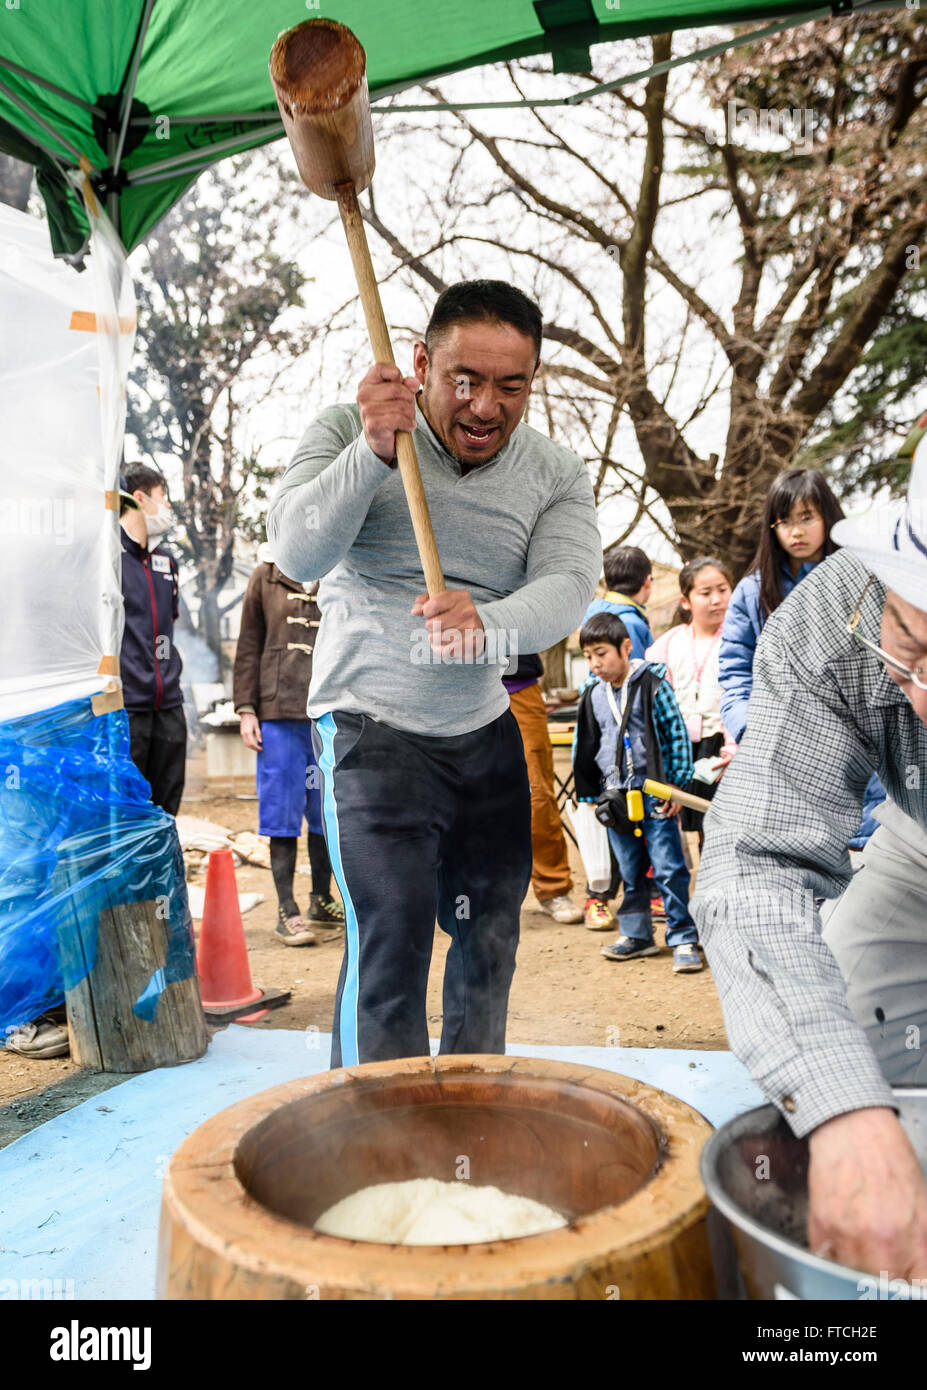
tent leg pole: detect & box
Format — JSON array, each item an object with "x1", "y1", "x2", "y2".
[{"x1": 106, "y1": 131, "x2": 121, "y2": 236}]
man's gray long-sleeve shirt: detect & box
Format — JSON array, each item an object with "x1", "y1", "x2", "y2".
[
  {"x1": 266, "y1": 401, "x2": 601, "y2": 735},
  {"x1": 692, "y1": 548, "x2": 927, "y2": 1137}
]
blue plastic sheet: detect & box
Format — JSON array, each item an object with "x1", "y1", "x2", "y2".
[{"x1": 0, "y1": 696, "x2": 195, "y2": 1037}]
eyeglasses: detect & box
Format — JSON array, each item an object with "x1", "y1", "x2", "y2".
[
  {"x1": 847, "y1": 578, "x2": 927, "y2": 692},
  {"x1": 772, "y1": 512, "x2": 819, "y2": 534}
]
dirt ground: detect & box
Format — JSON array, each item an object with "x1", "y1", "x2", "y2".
[{"x1": 0, "y1": 747, "x2": 728, "y2": 1140}]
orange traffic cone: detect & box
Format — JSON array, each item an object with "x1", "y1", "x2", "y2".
[{"x1": 196, "y1": 849, "x2": 268, "y2": 1023}]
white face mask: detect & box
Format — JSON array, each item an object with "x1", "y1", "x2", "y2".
[{"x1": 144, "y1": 500, "x2": 174, "y2": 543}]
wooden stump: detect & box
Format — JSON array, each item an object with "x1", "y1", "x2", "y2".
[{"x1": 63, "y1": 897, "x2": 208, "y2": 1073}]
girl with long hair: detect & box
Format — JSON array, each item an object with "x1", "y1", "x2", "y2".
[
  {"x1": 719, "y1": 468, "x2": 886, "y2": 848},
  {"x1": 720, "y1": 469, "x2": 844, "y2": 743}
]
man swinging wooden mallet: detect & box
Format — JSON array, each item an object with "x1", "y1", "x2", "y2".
[{"x1": 267, "y1": 19, "x2": 601, "y2": 1066}]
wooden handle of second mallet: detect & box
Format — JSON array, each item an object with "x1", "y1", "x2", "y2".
[
  {"x1": 336, "y1": 184, "x2": 445, "y2": 597},
  {"x1": 643, "y1": 778, "x2": 712, "y2": 813}
]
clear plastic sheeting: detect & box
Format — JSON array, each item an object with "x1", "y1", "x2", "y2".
[
  {"x1": 0, "y1": 193, "x2": 193, "y2": 1038},
  {"x1": 0, "y1": 698, "x2": 195, "y2": 1036},
  {"x1": 0, "y1": 195, "x2": 133, "y2": 720}
]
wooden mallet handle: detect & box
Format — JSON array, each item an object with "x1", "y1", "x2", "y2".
[
  {"x1": 642, "y1": 778, "x2": 712, "y2": 813},
  {"x1": 269, "y1": 18, "x2": 445, "y2": 596},
  {"x1": 335, "y1": 184, "x2": 444, "y2": 596}
]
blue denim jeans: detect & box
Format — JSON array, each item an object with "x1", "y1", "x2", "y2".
[{"x1": 606, "y1": 814, "x2": 697, "y2": 947}]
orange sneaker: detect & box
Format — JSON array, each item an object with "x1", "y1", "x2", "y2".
[{"x1": 584, "y1": 898, "x2": 615, "y2": 931}]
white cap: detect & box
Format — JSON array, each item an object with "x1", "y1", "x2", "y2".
[
  {"x1": 831, "y1": 432, "x2": 927, "y2": 615},
  {"x1": 257, "y1": 542, "x2": 275, "y2": 566}
]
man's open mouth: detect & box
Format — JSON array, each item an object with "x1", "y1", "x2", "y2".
[{"x1": 457, "y1": 422, "x2": 500, "y2": 445}]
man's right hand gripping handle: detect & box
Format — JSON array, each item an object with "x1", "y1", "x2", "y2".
[{"x1": 356, "y1": 363, "x2": 420, "y2": 466}]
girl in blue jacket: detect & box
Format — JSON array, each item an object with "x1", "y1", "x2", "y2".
[
  {"x1": 719, "y1": 468, "x2": 843, "y2": 742},
  {"x1": 719, "y1": 468, "x2": 884, "y2": 844}
]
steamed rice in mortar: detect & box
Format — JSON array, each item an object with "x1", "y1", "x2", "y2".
[{"x1": 315, "y1": 1178, "x2": 567, "y2": 1245}]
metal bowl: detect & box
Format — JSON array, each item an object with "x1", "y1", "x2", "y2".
[{"x1": 701, "y1": 1088, "x2": 927, "y2": 1300}]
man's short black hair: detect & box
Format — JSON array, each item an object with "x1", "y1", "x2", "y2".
[
  {"x1": 424, "y1": 280, "x2": 542, "y2": 363},
  {"x1": 603, "y1": 544, "x2": 652, "y2": 595},
  {"x1": 579, "y1": 612, "x2": 630, "y2": 651},
  {"x1": 121, "y1": 463, "x2": 167, "y2": 516}
]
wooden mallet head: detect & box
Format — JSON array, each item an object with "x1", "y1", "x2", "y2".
[
  {"x1": 269, "y1": 19, "x2": 446, "y2": 598},
  {"x1": 269, "y1": 18, "x2": 375, "y2": 199}
]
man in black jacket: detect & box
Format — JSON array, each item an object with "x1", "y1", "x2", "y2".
[
  {"x1": 7, "y1": 467, "x2": 187, "y2": 1064},
  {"x1": 119, "y1": 465, "x2": 186, "y2": 815}
]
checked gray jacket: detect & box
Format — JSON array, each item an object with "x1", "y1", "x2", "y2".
[{"x1": 692, "y1": 547, "x2": 927, "y2": 1137}]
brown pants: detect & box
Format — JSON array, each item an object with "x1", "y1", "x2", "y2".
[{"x1": 508, "y1": 682, "x2": 573, "y2": 902}]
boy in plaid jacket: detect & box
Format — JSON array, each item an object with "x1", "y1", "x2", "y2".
[{"x1": 573, "y1": 611, "x2": 702, "y2": 972}]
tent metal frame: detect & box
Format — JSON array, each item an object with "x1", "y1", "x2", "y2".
[
  {"x1": 0, "y1": 73, "x2": 85, "y2": 166},
  {"x1": 127, "y1": 111, "x2": 278, "y2": 126},
  {"x1": 0, "y1": 55, "x2": 106, "y2": 118},
  {"x1": 0, "y1": 112, "x2": 77, "y2": 180},
  {"x1": 125, "y1": 121, "x2": 284, "y2": 183},
  {"x1": 111, "y1": 0, "x2": 157, "y2": 183}
]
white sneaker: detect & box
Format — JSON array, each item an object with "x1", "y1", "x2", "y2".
[
  {"x1": 537, "y1": 895, "x2": 583, "y2": 924},
  {"x1": 673, "y1": 944, "x2": 703, "y2": 973}
]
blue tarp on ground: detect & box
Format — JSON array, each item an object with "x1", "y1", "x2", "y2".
[
  {"x1": 0, "y1": 697, "x2": 195, "y2": 1035},
  {"x1": 0, "y1": 1026, "x2": 764, "y2": 1300}
]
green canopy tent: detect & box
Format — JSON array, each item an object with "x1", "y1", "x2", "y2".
[{"x1": 0, "y1": 0, "x2": 900, "y2": 256}]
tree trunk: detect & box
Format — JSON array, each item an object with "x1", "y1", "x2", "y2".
[
  {"x1": 196, "y1": 583, "x2": 224, "y2": 669},
  {"x1": 540, "y1": 638, "x2": 568, "y2": 694},
  {"x1": 0, "y1": 154, "x2": 33, "y2": 212}
]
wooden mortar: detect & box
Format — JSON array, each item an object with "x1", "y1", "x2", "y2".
[{"x1": 157, "y1": 1054, "x2": 716, "y2": 1300}]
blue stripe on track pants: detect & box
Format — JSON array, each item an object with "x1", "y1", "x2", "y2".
[{"x1": 312, "y1": 708, "x2": 532, "y2": 1068}]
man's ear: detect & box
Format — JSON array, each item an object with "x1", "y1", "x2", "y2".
[
  {"x1": 412, "y1": 340, "x2": 428, "y2": 387},
  {"x1": 623, "y1": 639, "x2": 633, "y2": 659}
]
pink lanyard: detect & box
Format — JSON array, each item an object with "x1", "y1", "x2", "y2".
[{"x1": 689, "y1": 628, "x2": 721, "y2": 691}]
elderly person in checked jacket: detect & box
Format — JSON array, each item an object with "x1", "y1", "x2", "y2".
[{"x1": 692, "y1": 426, "x2": 927, "y2": 1284}]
